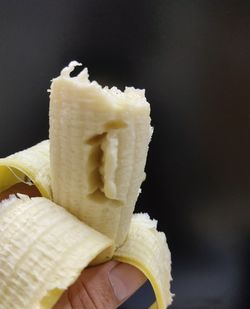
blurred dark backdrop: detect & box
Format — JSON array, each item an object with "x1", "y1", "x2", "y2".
[{"x1": 0, "y1": 1, "x2": 249, "y2": 308}]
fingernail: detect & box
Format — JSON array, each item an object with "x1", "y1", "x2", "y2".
[{"x1": 108, "y1": 262, "x2": 146, "y2": 302}]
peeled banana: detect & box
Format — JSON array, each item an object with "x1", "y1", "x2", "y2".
[
  {"x1": 49, "y1": 61, "x2": 152, "y2": 248},
  {"x1": 0, "y1": 62, "x2": 173, "y2": 309}
]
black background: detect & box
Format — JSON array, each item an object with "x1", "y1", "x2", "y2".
[{"x1": 0, "y1": 1, "x2": 249, "y2": 308}]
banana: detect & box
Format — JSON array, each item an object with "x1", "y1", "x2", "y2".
[
  {"x1": 49, "y1": 61, "x2": 153, "y2": 248},
  {"x1": 0, "y1": 62, "x2": 173, "y2": 308}
]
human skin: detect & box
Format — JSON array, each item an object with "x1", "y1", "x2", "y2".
[{"x1": 0, "y1": 183, "x2": 147, "y2": 309}]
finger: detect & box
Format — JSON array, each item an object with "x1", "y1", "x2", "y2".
[
  {"x1": 108, "y1": 261, "x2": 147, "y2": 306},
  {"x1": 54, "y1": 261, "x2": 118, "y2": 309},
  {"x1": 54, "y1": 260, "x2": 147, "y2": 309},
  {"x1": 0, "y1": 183, "x2": 41, "y2": 201}
]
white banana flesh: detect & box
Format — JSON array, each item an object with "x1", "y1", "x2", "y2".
[
  {"x1": 0, "y1": 62, "x2": 173, "y2": 308},
  {"x1": 49, "y1": 61, "x2": 153, "y2": 247}
]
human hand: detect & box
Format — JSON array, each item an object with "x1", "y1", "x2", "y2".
[{"x1": 0, "y1": 183, "x2": 147, "y2": 309}]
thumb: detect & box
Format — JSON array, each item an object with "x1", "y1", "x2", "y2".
[{"x1": 54, "y1": 260, "x2": 147, "y2": 309}]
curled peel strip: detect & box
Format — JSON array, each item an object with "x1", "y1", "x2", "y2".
[
  {"x1": 0, "y1": 195, "x2": 113, "y2": 309},
  {"x1": 0, "y1": 140, "x2": 51, "y2": 199}
]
